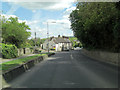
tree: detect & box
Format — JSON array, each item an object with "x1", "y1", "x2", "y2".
[
  {"x1": 28, "y1": 38, "x2": 47, "y2": 47},
  {"x1": 69, "y1": 2, "x2": 120, "y2": 52},
  {"x1": 1, "y1": 16, "x2": 31, "y2": 48}
]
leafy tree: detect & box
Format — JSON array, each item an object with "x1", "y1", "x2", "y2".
[
  {"x1": 1, "y1": 16, "x2": 31, "y2": 48},
  {"x1": 28, "y1": 38, "x2": 35, "y2": 47},
  {"x1": 40, "y1": 38, "x2": 47, "y2": 44},
  {"x1": 69, "y1": 2, "x2": 120, "y2": 52},
  {"x1": 28, "y1": 38, "x2": 46, "y2": 48}
]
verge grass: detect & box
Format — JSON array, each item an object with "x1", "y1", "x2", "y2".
[{"x1": 1, "y1": 54, "x2": 46, "y2": 72}]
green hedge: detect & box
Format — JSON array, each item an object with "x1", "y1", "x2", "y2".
[{"x1": 0, "y1": 43, "x2": 18, "y2": 59}]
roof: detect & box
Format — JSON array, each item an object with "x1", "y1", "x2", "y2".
[
  {"x1": 43, "y1": 36, "x2": 71, "y2": 44},
  {"x1": 53, "y1": 37, "x2": 71, "y2": 44}
]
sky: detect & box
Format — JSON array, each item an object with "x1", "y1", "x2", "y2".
[{"x1": 1, "y1": 0, "x2": 77, "y2": 39}]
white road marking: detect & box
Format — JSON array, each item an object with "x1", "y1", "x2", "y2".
[{"x1": 70, "y1": 54, "x2": 73, "y2": 59}]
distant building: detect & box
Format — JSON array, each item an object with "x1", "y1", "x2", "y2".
[{"x1": 43, "y1": 35, "x2": 72, "y2": 51}]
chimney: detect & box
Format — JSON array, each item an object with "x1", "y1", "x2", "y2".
[
  {"x1": 62, "y1": 36, "x2": 68, "y2": 39},
  {"x1": 58, "y1": 35, "x2": 60, "y2": 38},
  {"x1": 50, "y1": 36, "x2": 54, "y2": 40}
]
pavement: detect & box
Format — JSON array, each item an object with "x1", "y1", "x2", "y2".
[
  {"x1": 1, "y1": 50, "x2": 56, "y2": 64},
  {"x1": 5, "y1": 49, "x2": 119, "y2": 88}
]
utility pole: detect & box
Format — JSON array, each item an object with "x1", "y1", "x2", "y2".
[
  {"x1": 47, "y1": 22, "x2": 49, "y2": 54},
  {"x1": 46, "y1": 21, "x2": 56, "y2": 54},
  {"x1": 35, "y1": 32, "x2": 36, "y2": 48}
]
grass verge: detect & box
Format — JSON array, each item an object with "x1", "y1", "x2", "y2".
[{"x1": 1, "y1": 54, "x2": 47, "y2": 72}]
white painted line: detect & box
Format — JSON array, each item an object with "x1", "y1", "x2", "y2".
[{"x1": 70, "y1": 54, "x2": 73, "y2": 59}]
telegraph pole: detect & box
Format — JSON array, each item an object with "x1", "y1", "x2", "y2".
[
  {"x1": 46, "y1": 21, "x2": 56, "y2": 54},
  {"x1": 47, "y1": 22, "x2": 49, "y2": 54},
  {"x1": 35, "y1": 32, "x2": 36, "y2": 48}
]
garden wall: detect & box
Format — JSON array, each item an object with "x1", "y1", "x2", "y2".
[
  {"x1": 81, "y1": 49, "x2": 120, "y2": 66},
  {"x1": 17, "y1": 48, "x2": 34, "y2": 56}
]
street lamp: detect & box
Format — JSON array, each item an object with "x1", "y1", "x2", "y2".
[{"x1": 47, "y1": 21, "x2": 56, "y2": 54}]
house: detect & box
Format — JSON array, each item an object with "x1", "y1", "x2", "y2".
[{"x1": 43, "y1": 35, "x2": 72, "y2": 51}]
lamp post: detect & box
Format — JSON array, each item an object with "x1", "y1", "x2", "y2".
[{"x1": 47, "y1": 21, "x2": 56, "y2": 54}]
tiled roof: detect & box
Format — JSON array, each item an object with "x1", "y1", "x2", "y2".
[
  {"x1": 44, "y1": 36, "x2": 71, "y2": 44},
  {"x1": 53, "y1": 37, "x2": 71, "y2": 44}
]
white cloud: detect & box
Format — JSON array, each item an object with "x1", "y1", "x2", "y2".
[
  {"x1": 42, "y1": 18, "x2": 72, "y2": 37},
  {"x1": 64, "y1": 6, "x2": 76, "y2": 14},
  {"x1": 43, "y1": 19, "x2": 70, "y2": 25},
  {"x1": 1, "y1": 14, "x2": 40, "y2": 26},
  {"x1": 63, "y1": 15, "x2": 69, "y2": 19},
  {"x1": 2, "y1": 0, "x2": 76, "y2": 11},
  {"x1": 19, "y1": 2, "x2": 72, "y2": 11},
  {"x1": 2, "y1": 0, "x2": 75, "y2": 2},
  {"x1": 6, "y1": 4, "x2": 20, "y2": 14},
  {"x1": 27, "y1": 20, "x2": 40, "y2": 25},
  {"x1": 1, "y1": 14, "x2": 17, "y2": 19}
]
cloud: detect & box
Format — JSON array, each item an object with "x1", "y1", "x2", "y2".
[
  {"x1": 64, "y1": 6, "x2": 76, "y2": 14},
  {"x1": 1, "y1": 14, "x2": 40, "y2": 25},
  {"x1": 32, "y1": 27, "x2": 48, "y2": 38},
  {"x1": 2, "y1": 0, "x2": 76, "y2": 11},
  {"x1": 43, "y1": 19, "x2": 70, "y2": 25},
  {"x1": 6, "y1": 4, "x2": 20, "y2": 14},
  {"x1": 1, "y1": 14, "x2": 17, "y2": 19},
  {"x1": 26, "y1": 20, "x2": 40, "y2": 25},
  {"x1": 63, "y1": 15, "x2": 69, "y2": 19},
  {"x1": 60, "y1": 6, "x2": 76, "y2": 25},
  {"x1": 2, "y1": 0, "x2": 75, "y2": 2},
  {"x1": 41, "y1": 18, "x2": 73, "y2": 37}
]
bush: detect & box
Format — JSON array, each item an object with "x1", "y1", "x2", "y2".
[{"x1": 0, "y1": 43, "x2": 18, "y2": 59}]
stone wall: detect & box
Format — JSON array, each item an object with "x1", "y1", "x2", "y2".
[
  {"x1": 17, "y1": 48, "x2": 33, "y2": 56},
  {"x1": 82, "y1": 49, "x2": 120, "y2": 66},
  {"x1": 17, "y1": 48, "x2": 24, "y2": 56}
]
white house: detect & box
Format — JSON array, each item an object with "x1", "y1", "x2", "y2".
[{"x1": 43, "y1": 35, "x2": 72, "y2": 51}]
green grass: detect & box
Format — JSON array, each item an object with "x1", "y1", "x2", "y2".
[{"x1": 1, "y1": 54, "x2": 47, "y2": 72}]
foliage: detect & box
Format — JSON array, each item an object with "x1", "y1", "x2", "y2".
[
  {"x1": 69, "y1": 37, "x2": 77, "y2": 47},
  {"x1": 0, "y1": 43, "x2": 18, "y2": 59},
  {"x1": 28, "y1": 38, "x2": 47, "y2": 47},
  {"x1": 69, "y1": 2, "x2": 120, "y2": 52},
  {"x1": 20, "y1": 42, "x2": 32, "y2": 48},
  {"x1": 69, "y1": 37, "x2": 82, "y2": 47},
  {"x1": 41, "y1": 38, "x2": 47, "y2": 44},
  {"x1": 1, "y1": 16, "x2": 31, "y2": 48}
]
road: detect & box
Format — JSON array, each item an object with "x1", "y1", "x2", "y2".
[{"x1": 8, "y1": 49, "x2": 118, "y2": 88}]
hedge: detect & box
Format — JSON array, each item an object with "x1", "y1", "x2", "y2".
[{"x1": 0, "y1": 43, "x2": 18, "y2": 59}]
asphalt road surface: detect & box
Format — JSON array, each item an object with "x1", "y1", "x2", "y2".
[{"x1": 9, "y1": 49, "x2": 118, "y2": 88}]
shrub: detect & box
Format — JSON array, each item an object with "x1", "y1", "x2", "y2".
[{"x1": 0, "y1": 43, "x2": 18, "y2": 59}]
